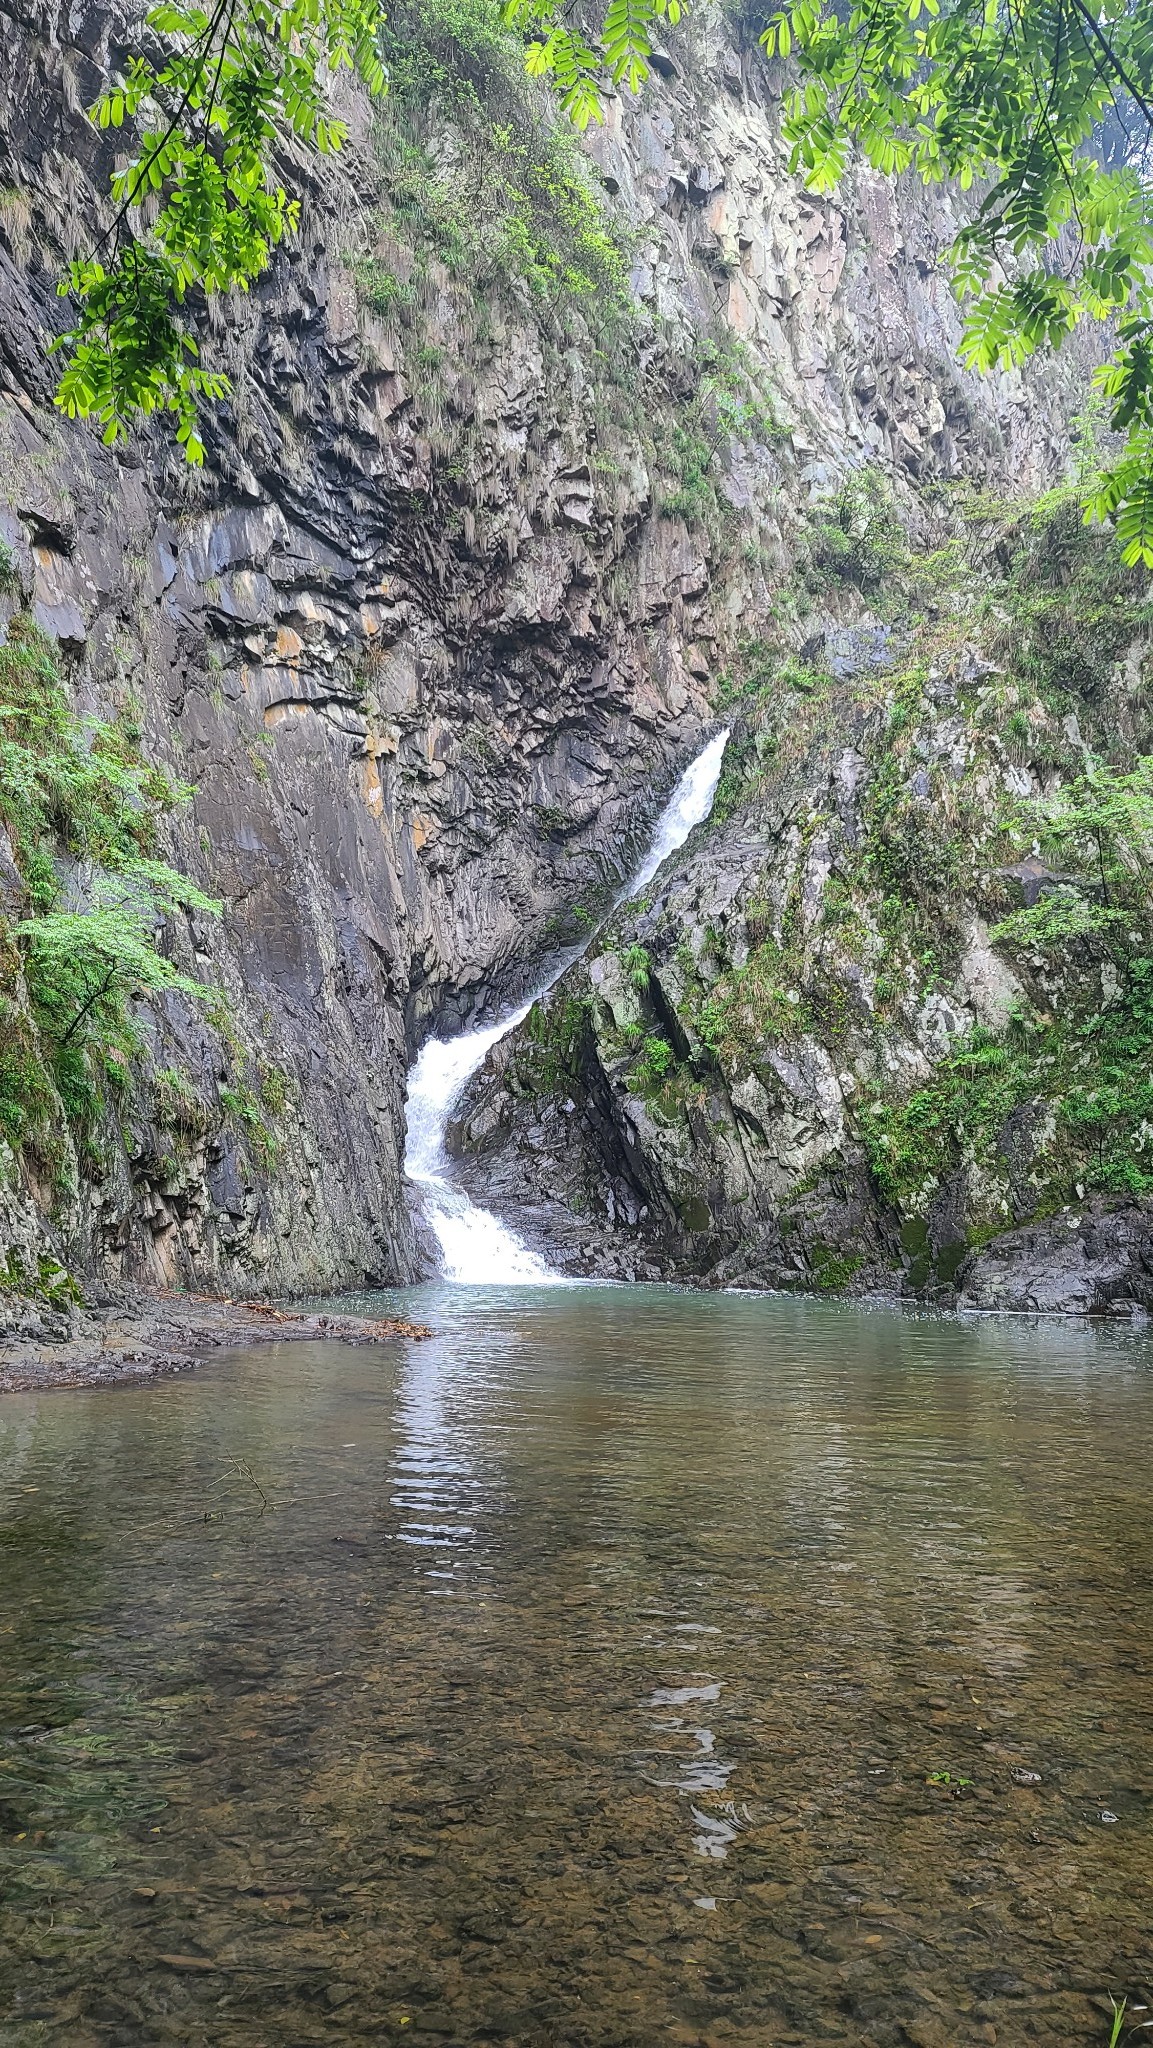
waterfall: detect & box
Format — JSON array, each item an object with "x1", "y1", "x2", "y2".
[
  {"x1": 620, "y1": 729, "x2": 731, "y2": 897},
  {"x1": 405, "y1": 1009, "x2": 554, "y2": 1284},
  {"x1": 404, "y1": 727, "x2": 731, "y2": 1285}
]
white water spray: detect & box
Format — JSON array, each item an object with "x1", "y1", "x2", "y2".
[
  {"x1": 404, "y1": 728, "x2": 730, "y2": 1284},
  {"x1": 622, "y1": 728, "x2": 730, "y2": 897}
]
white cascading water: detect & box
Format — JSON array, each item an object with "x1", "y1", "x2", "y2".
[{"x1": 404, "y1": 727, "x2": 731, "y2": 1284}]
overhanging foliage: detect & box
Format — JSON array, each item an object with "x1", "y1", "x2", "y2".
[{"x1": 756, "y1": 0, "x2": 1153, "y2": 564}]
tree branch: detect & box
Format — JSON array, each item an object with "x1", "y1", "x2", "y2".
[
  {"x1": 59, "y1": 965, "x2": 118, "y2": 1045},
  {"x1": 1069, "y1": 0, "x2": 1153, "y2": 132}
]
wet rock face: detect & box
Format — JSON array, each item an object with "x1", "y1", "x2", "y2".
[
  {"x1": 587, "y1": 39, "x2": 1083, "y2": 498},
  {"x1": 448, "y1": 776, "x2": 915, "y2": 1295},
  {"x1": 0, "y1": 5, "x2": 1093, "y2": 1300},
  {"x1": 0, "y1": 6, "x2": 715, "y2": 1296},
  {"x1": 957, "y1": 1203, "x2": 1153, "y2": 1317},
  {"x1": 452, "y1": 599, "x2": 1153, "y2": 1314}
]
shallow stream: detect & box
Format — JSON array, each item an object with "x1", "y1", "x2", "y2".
[{"x1": 1, "y1": 1286, "x2": 1150, "y2": 2045}]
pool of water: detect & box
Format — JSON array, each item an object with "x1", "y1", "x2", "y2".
[{"x1": 0, "y1": 1286, "x2": 1150, "y2": 2047}]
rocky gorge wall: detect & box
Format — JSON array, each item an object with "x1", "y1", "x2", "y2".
[
  {"x1": 451, "y1": 494, "x2": 1153, "y2": 1314},
  {"x1": 0, "y1": 0, "x2": 1102, "y2": 1323}
]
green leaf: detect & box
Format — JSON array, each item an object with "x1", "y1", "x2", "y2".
[{"x1": 55, "y1": 0, "x2": 387, "y2": 462}]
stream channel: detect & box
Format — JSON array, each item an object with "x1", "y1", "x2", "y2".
[{"x1": 0, "y1": 746, "x2": 1151, "y2": 2046}]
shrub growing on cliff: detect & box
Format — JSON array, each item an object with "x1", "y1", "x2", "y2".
[
  {"x1": 623, "y1": 944, "x2": 651, "y2": 990},
  {"x1": 860, "y1": 1027, "x2": 1037, "y2": 1214},
  {"x1": 352, "y1": 261, "x2": 415, "y2": 317},
  {"x1": 806, "y1": 467, "x2": 907, "y2": 596},
  {"x1": 986, "y1": 488, "x2": 1153, "y2": 711},
  {"x1": 633, "y1": 1033, "x2": 675, "y2": 1086},
  {"x1": 861, "y1": 972, "x2": 1153, "y2": 1219},
  {"x1": 861, "y1": 751, "x2": 1153, "y2": 1224},
  {"x1": 996, "y1": 757, "x2": 1153, "y2": 931},
  {"x1": 372, "y1": 0, "x2": 630, "y2": 309},
  {"x1": 0, "y1": 618, "x2": 220, "y2": 1155},
  {"x1": 696, "y1": 937, "x2": 810, "y2": 1067},
  {"x1": 0, "y1": 619, "x2": 181, "y2": 887},
  {"x1": 657, "y1": 337, "x2": 787, "y2": 529},
  {"x1": 17, "y1": 888, "x2": 217, "y2": 1132}
]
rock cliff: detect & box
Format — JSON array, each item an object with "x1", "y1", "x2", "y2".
[
  {"x1": 452, "y1": 493, "x2": 1153, "y2": 1313},
  {"x1": 0, "y1": 0, "x2": 1109, "y2": 1320}
]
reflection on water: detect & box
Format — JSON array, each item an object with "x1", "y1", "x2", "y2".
[{"x1": 0, "y1": 1286, "x2": 1151, "y2": 2046}]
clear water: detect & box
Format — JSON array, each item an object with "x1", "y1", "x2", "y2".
[
  {"x1": 1, "y1": 1284, "x2": 1151, "y2": 2046},
  {"x1": 404, "y1": 731, "x2": 729, "y2": 1284}
]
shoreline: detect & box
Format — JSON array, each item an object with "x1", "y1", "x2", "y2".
[{"x1": 0, "y1": 1289, "x2": 432, "y2": 1395}]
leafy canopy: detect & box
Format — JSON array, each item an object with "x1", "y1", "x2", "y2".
[
  {"x1": 502, "y1": 0, "x2": 683, "y2": 129},
  {"x1": 755, "y1": 0, "x2": 1153, "y2": 565}
]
